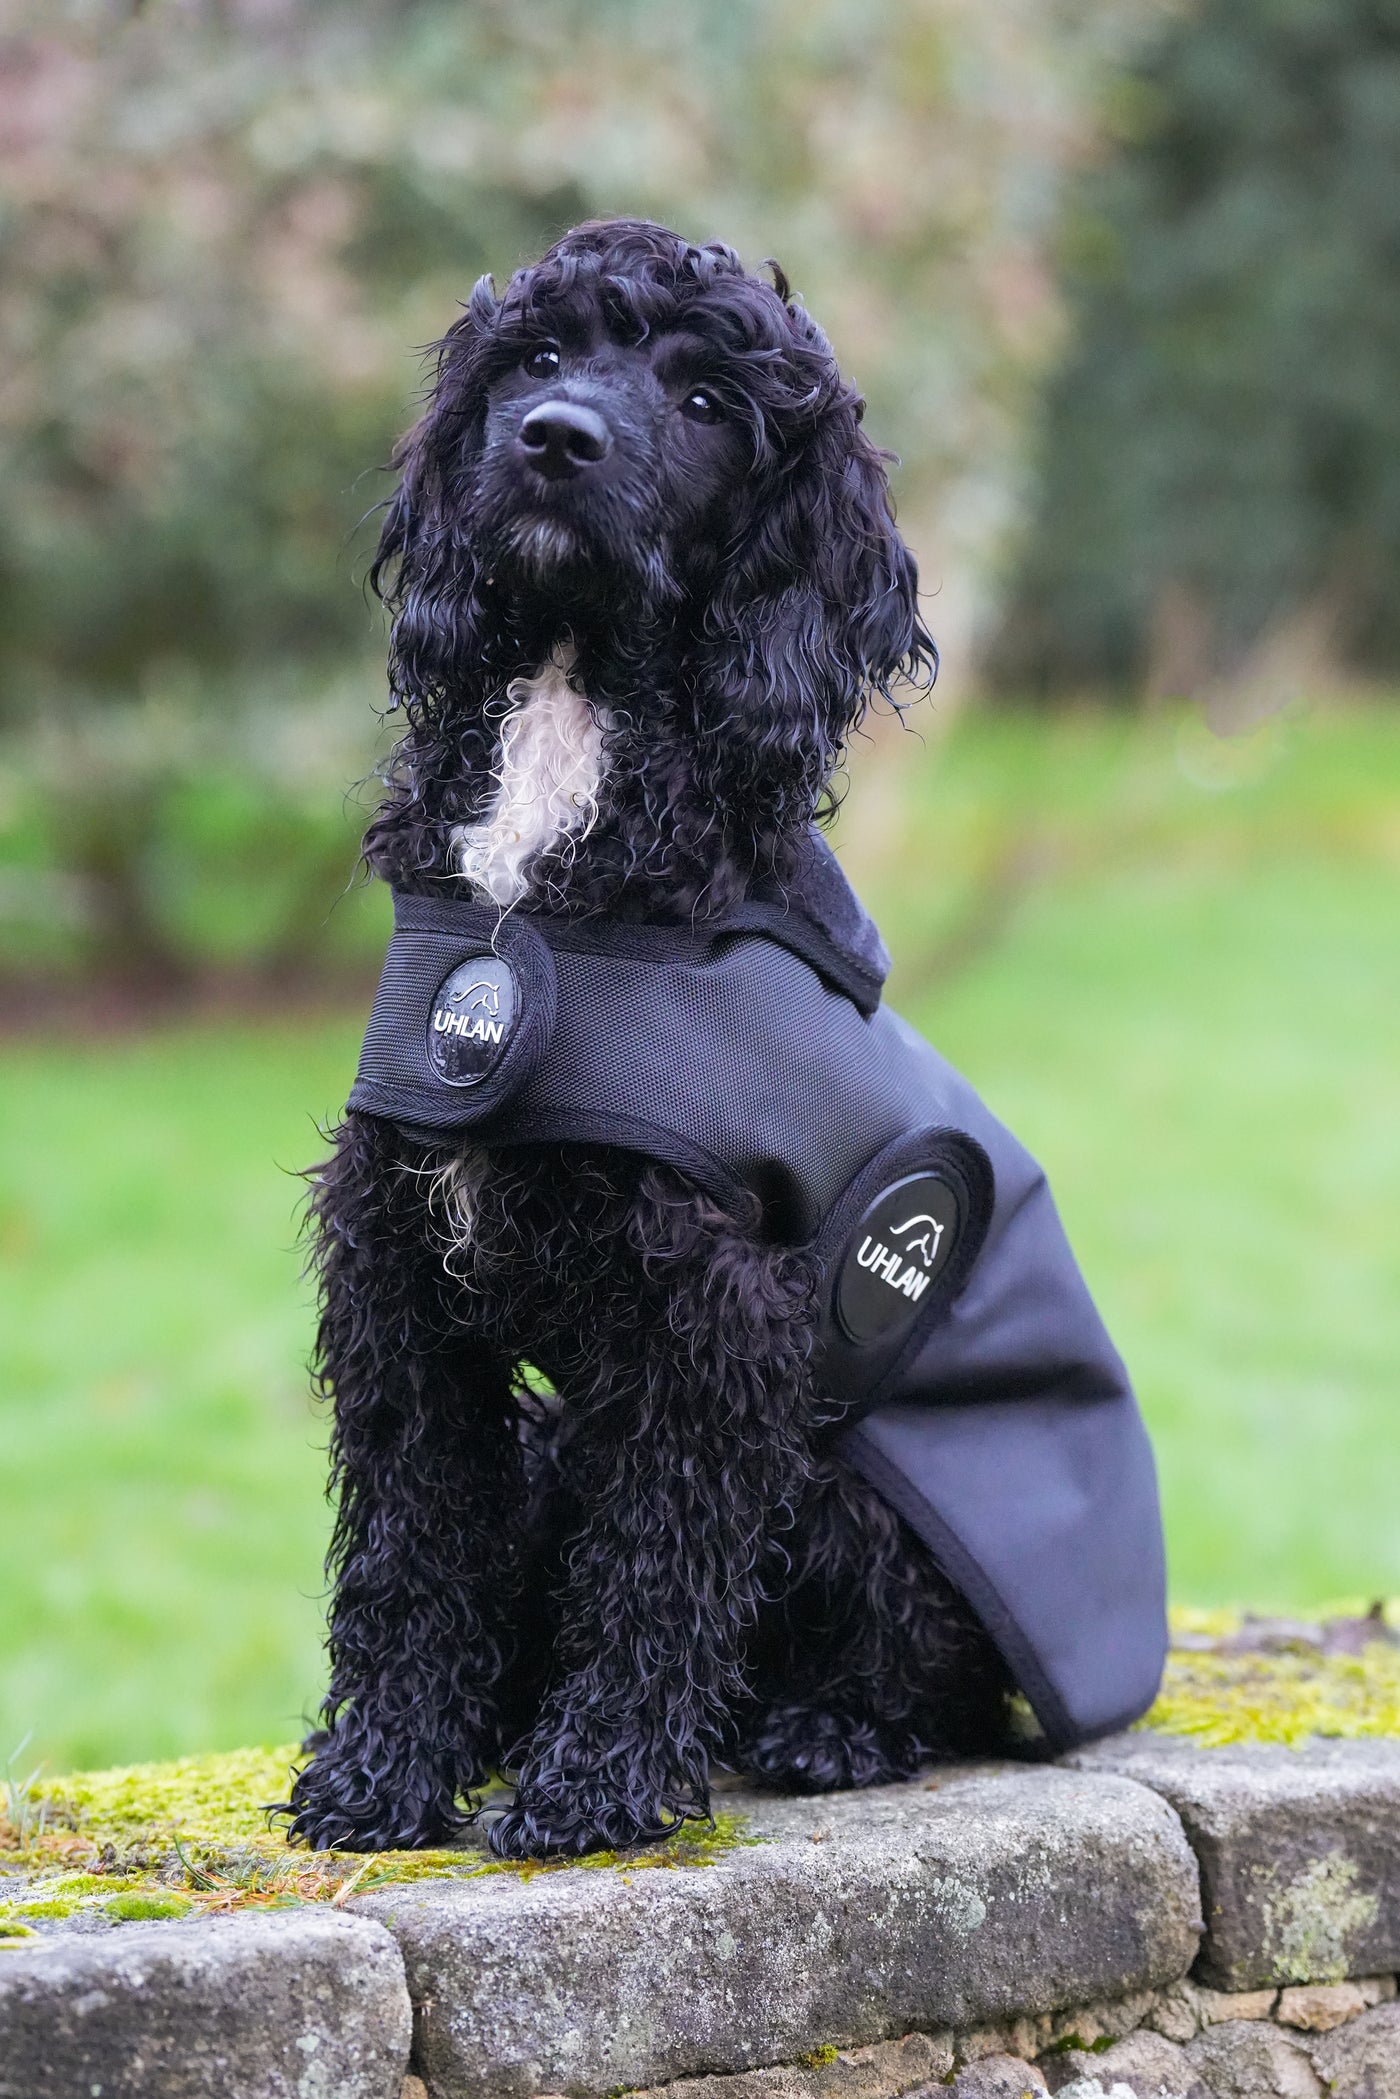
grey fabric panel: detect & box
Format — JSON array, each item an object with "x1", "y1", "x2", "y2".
[
  {"x1": 842, "y1": 1391, "x2": 1167, "y2": 1748},
  {"x1": 522, "y1": 952, "x2": 933, "y2": 1238}
]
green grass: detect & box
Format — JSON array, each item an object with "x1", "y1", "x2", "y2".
[
  {"x1": 3, "y1": 697, "x2": 1399, "y2": 1773},
  {"x1": 0, "y1": 1021, "x2": 360, "y2": 1773}
]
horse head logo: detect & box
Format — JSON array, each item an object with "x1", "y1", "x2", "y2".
[
  {"x1": 448, "y1": 979, "x2": 501, "y2": 1018},
  {"x1": 888, "y1": 1213, "x2": 946, "y2": 1270}
]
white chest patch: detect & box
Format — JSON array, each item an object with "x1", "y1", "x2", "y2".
[{"x1": 451, "y1": 648, "x2": 607, "y2": 907}]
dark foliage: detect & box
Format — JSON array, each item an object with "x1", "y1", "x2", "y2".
[
  {"x1": 993, "y1": 0, "x2": 1400, "y2": 695},
  {"x1": 284, "y1": 221, "x2": 1005, "y2": 1860}
]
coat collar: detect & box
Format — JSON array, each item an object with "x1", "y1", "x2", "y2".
[{"x1": 388, "y1": 828, "x2": 891, "y2": 1019}]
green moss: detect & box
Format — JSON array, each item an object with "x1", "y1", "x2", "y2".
[
  {"x1": 1144, "y1": 1605, "x2": 1400, "y2": 1747},
  {"x1": 0, "y1": 1921, "x2": 35, "y2": 1941},
  {"x1": 0, "y1": 1869, "x2": 153, "y2": 1932},
  {"x1": 103, "y1": 1892, "x2": 192, "y2": 1922},
  {"x1": 12, "y1": 1874, "x2": 115, "y2": 1901},
  {"x1": 1147, "y1": 1648, "x2": 1400, "y2": 1746},
  {"x1": 3, "y1": 1748, "x2": 760, "y2": 1922},
  {"x1": 37, "y1": 1743, "x2": 299, "y2": 1849},
  {"x1": 802, "y1": 2045, "x2": 840, "y2": 2066},
  {"x1": 459, "y1": 1810, "x2": 759, "y2": 1885}
]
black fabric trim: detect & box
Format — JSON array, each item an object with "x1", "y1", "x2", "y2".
[
  {"x1": 713, "y1": 900, "x2": 884, "y2": 1016},
  {"x1": 385, "y1": 873, "x2": 886, "y2": 1019},
  {"x1": 748, "y1": 827, "x2": 893, "y2": 1006},
  {"x1": 388, "y1": 1106, "x2": 750, "y2": 1217},
  {"x1": 837, "y1": 1417, "x2": 1079, "y2": 1752}
]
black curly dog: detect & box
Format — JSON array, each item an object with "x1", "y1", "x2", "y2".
[{"x1": 285, "y1": 219, "x2": 1012, "y2": 1859}]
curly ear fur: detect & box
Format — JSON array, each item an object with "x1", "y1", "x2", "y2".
[
  {"x1": 370, "y1": 273, "x2": 505, "y2": 720},
  {"x1": 686, "y1": 366, "x2": 935, "y2": 838},
  {"x1": 360, "y1": 278, "x2": 516, "y2": 887}
]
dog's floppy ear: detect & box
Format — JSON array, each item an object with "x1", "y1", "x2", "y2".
[
  {"x1": 686, "y1": 379, "x2": 936, "y2": 834},
  {"x1": 370, "y1": 275, "x2": 502, "y2": 714}
]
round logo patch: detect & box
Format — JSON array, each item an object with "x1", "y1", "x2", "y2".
[
  {"x1": 835, "y1": 1171, "x2": 962, "y2": 1346},
  {"x1": 427, "y1": 955, "x2": 519, "y2": 1087}
]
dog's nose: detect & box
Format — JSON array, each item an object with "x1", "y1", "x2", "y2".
[{"x1": 518, "y1": 401, "x2": 612, "y2": 480}]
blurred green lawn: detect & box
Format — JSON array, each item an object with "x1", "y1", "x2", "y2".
[{"x1": 3, "y1": 699, "x2": 1399, "y2": 1774}]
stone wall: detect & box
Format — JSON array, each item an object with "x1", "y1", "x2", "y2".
[{"x1": 4, "y1": 1732, "x2": 1400, "y2": 2099}]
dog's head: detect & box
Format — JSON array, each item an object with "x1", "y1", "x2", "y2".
[{"x1": 372, "y1": 219, "x2": 935, "y2": 883}]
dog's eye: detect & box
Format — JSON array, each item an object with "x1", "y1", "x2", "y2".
[
  {"x1": 523, "y1": 345, "x2": 561, "y2": 379},
  {"x1": 680, "y1": 387, "x2": 723, "y2": 424}
]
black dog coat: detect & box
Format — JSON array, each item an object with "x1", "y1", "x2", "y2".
[{"x1": 349, "y1": 834, "x2": 1168, "y2": 1750}]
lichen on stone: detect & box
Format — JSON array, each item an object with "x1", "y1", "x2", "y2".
[{"x1": 1263, "y1": 1855, "x2": 1380, "y2": 1984}]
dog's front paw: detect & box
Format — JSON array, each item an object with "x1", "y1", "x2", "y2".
[
  {"x1": 278, "y1": 1733, "x2": 470, "y2": 1852},
  {"x1": 739, "y1": 1704, "x2": 924, "y2": 1793},
  {"x1": 486, "y1": 1772, "x2": 704, "y2": 1860}
]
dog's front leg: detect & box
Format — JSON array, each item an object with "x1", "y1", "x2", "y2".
[
  {"x1": 488, "y1": 1172, "x2": 815, "y2": 1860},
  {"x1": 283, "y1": 1113, "x2": 525, "y2": 1851}
]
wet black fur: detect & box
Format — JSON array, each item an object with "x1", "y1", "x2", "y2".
[{"x1": 284, "y1": 220, "x2": 1013, "y2": 1858}]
